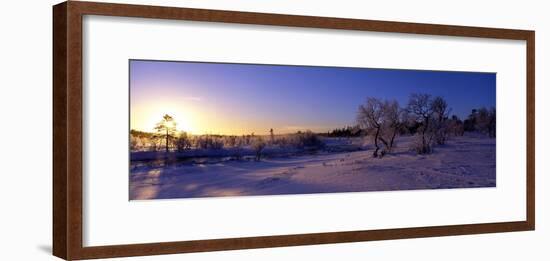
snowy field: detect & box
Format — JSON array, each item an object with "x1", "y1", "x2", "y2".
[{"x1": 130, "y1": 133, "x2": 496, "y2": 200}]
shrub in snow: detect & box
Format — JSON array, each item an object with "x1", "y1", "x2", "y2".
[
  {"x1": 252, "y1": 138, "x2": 266, "y2": 161},
  {"x1": 194, "y1": 136, "x2": 207, "y2": 149},
  {"x1": 175, "y1": 132, "x2": 192, "y2": 152},
  {"x1": 130, "y1": 136, "x2": 140, "y2": 151},
  {"x1": 211, "y1": 137, "x2": 225, "y2": 150},
  {"x1": 148, "y1": 137, "x2": 161, "y2": 152},
  {"x1": 130, "y1": 129, "x2": 156, "y2": 152},
  {"x1": 273, "y1": 135, "x2": 296, "y2": 148},
  {"x1": 464, "y1": 107, "x2": 496, "y2": 137},
  {"x1": 224, "y1": 135, "x2": 237, "y2": 148},
  {"x1": 410, "y1": 135, "x2": 433, "y2": 154},
  {"x1": 194, "y1": 135, "x2": 225, "y2": 150},
  {"x1": 448, "y1": 115, "x2": 465, "y2": 137},
  {"x1": 292, "y1": 131, "x2": 325, "y2": 150}
]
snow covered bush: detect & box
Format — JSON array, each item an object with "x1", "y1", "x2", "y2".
[
  {"x1": 224, "y1": 135, "x2": 238, "y2": 148},
  {"x1": 463, "y1": 107, "x2": 496, "y2": 137},
  {"x1": 148, "y1": 137, "x2": 161, "y2": 152},
  {"x1": 292, "y1": 130, "x2": 325, "y2": 150},
  {"x1": 273, "y1": 136, "x2": 289, "y2": 147},
  {"x1": 210, "y1": 138, "x2": 225, "y2": 150},
  {"x1": 130, "y1": 135, "x2": 140, "y2": 151},
  {"x1": 252, "y1": 138, "x2": 266, "y2": 161},
  {"x1": 194, "y1": 135, "x2": 224, "y2": 150},
  {"x1": 175, "y1": 132, "x2": 192, "y2": 152},
  {"x1": 448, "y1": 115, "x2": 465, "y2": 137}
]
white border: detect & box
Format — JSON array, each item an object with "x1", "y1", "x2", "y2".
[{"x1": 83, "y1": 15, "x2": 526, "y2": 247}]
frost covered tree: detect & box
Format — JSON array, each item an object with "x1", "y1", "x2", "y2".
[
  {"x1": 378, "y1": 100, "x2": 405, "y2": 153},
  {"x1": 358, "y1": 98, "x2": 407, "y2": 157},
  {"x1": 252, "y1": 138, "x2": 266, "y2": 161},
  {"x1": 407, "y1": 93, "x2": 434, "y2": 154},
  {"x1": 175, "y1": 131, "x2": 191, "y2": 152},
  {"x1": 154, "y1": 114, "x2": 177, "y2": 153},
  {"x1": 430, "y1": 96, "x2": 451, "y2": 145},
  {"x1": 357, "y1": 97, "x2": 385, "y2": 157},
  {"x1": 407, "y1": 94, "x2": 453, "y2": 153}
]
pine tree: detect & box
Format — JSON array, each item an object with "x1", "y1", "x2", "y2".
[{"x1": 154, "y1": 114, "x2": 177, "y2": 153}]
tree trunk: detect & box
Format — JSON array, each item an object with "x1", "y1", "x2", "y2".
[
  {"x1": 165, "y1": 129, "x2": 169, "y2": 153},
  {"x1": 422, "y1": 117, "x2": 429, "y2": 150},
  {"x1": 373, "y1": 126, "x2": 380, "y2": 157},
  {"x1": 389, "y1": 127, "x2": 398, "y2": 151}
]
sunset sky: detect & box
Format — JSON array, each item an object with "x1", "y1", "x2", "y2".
[{"x1": 130, "y1": 60, "x2": 496, "y2": 135}]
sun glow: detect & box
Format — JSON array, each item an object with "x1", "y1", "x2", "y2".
[{"x1": 131, "y1": 100, "x2": 198, "y2": 134}]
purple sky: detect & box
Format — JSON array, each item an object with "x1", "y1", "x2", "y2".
[{"x1": 130, "y1": 60, "x2": 496, "y2": 135}]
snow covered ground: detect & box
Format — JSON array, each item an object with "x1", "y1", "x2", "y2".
[{"x1": 130, "y1": 133, "x2": 496, "y2": 200}]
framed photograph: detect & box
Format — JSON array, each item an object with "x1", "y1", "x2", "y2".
[{"x1": 53, "y1": 1, "x2": 535, "y2": 260}]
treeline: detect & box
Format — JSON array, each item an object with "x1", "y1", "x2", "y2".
[
  {"x1": 130, "y1": 129, "x2": 325, "y2": 154},
  {"x1": 327, "y1": 126, "x2": 362, "y2": 137},
  {"x1": 355, "y1": 93, "x2": 495, "y2": 157}
]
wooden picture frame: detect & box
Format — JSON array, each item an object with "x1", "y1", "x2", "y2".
[{"x1": 53, "y1": 1, "x2": 535, "y2": 260}]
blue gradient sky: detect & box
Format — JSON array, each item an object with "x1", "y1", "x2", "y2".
[{"x1": 130, "y1": 60, "x2": 496, "y2": 135}]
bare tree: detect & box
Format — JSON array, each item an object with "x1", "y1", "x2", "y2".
[
  {"x1": 407, "y1": 93, "x2": 433, "y2": 154},
  {"x1": 430, "y1": 96, "x2": 451, "y2": 145},
  {"x1": 406, "y1": 94, "x2": 454, "y2": 153},
  {"x1": 378, "y1": 100, "x2": 405, "y2": 153},
  {"x1": 357, "y1": 98, "x2": 385, "y2": 157},
  {"x1": 154, "y1": 114, "x2": 177, "y2": 153}
]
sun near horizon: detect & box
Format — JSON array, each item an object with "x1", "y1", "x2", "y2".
[
  {"x1": 131, "y1": 109, "x2": 334, "y2": 136},
  {"x1": 130, "y1": 60, "x2": 496, "y2": 136}
]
